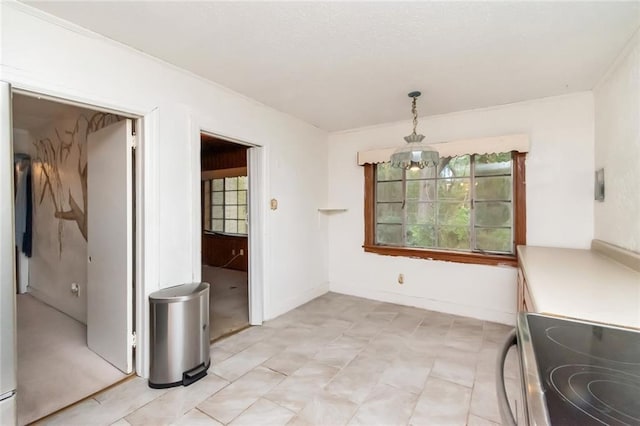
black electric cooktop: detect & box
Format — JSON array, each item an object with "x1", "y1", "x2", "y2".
[{"x1": 527, "y1": 315, "x2": 640, "y2": 426}]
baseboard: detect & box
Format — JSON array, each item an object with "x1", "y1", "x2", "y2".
[
  {"x1": 591, "y1": 239, "x2": 640, "y2": 272},
  {"x1": 330, "y1": 282, "x2": 516, "y2": 326},
  {"x1": 265, "y1": 281, "x2": 329, "y2": 321}
]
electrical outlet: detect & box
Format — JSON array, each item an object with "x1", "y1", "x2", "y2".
[
  {"x1": 398, "y1": 273, "x2": 404, "y2": 284},
  {"x1": 240, "y1": 249, "x2": 244, "y2": 256},
  {"x1": 71, "y1": 282, "x2": 80, "y2": 297}
]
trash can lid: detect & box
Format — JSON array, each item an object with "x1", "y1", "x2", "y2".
[{"x1": 149, "y1": 282, "x2": 209, "y2": 303}]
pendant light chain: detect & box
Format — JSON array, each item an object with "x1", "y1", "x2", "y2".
[{"x1": 412, "y1": 96, "x2": 418, "y2": 136}]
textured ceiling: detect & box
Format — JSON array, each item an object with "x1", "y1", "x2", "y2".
[{"x1": 23, "y1": 1, "x2": 640, "y2": 131}]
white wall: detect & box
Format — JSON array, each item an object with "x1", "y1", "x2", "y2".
[
  {"x1": 594, "y1": 32, "x2": 640, "y2": 253},
  {"x1": 13, "y1": 129, "x2": 30, "y2": 154},
  {"x1": 26, "y1": 112, "x2": 90, "y2": 323},
  {"x1": 1, "y1": 2, "x2": 329, "y2": 375},
  {"x1": 327, "y1": 92, "x2": 595, "y2": 324}
]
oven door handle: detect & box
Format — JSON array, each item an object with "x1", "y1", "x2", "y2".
[{"x1": 496, "y1": 328, "x2": 517, "y2": 426}]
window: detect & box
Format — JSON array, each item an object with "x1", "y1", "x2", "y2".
[
  {"x1": 364, "y1": 152, "x2": 526, "y2": 266},
  {"x1": 204, "y1": 176, "x2": 248, "y2": 235}
]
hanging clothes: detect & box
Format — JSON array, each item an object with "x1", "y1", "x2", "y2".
[{"x1": 14, "y1": 154, "x2": 32, "y2": 257}]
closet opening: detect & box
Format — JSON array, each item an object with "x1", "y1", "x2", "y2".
[{"x1": 11, "y1": 93, "x2": 137, "y2": 424}]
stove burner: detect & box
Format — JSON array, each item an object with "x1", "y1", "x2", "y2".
[
  {"x1": 546, "y1": 326, "x2": 640, "y2": 366},
  {"x1": 550, "y1": 364, "x2": 640, "y2": 426}
]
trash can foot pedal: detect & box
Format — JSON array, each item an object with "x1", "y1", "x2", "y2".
[{"x1": 183, "y1": 361, "x2": 209, "y2": 387}]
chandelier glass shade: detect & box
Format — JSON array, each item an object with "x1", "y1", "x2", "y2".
[{"x1": 390, "y1": 91, "x2": 439, "y2": 170}]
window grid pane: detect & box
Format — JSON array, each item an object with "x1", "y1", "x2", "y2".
[
  {"x1": 208, "y1": 176, "x2": 248, "y2": 236},
  {"x1": 375, "y1": 153, "x2": 514, "y2": 254}
]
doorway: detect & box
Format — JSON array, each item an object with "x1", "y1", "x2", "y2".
[
  {"x1": 200, "y1": 134, "x2": 250, "y2": 341},
  {"x1": 10, "y1": 93, "x2": 135, "y2": 424}
]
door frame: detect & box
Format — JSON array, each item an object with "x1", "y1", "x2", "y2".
[
  {"x1": 191, "y1": 125, "x2": 265, "y2": 326},
  {"x1": 5, "y1": 84, "x2": 148, "y2": 375}
]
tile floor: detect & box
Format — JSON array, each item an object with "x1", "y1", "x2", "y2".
[{"x1": 39, "y1": 292, "x2": 520, "y2": 426}]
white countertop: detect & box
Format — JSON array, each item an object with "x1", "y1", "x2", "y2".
[{"x1": 518, "y1": 245, "x2": 640, "y2": 329}]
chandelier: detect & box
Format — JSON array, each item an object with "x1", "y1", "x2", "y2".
[{"x1": 390, "y1": 91, "x2": 439, "y2": 170}]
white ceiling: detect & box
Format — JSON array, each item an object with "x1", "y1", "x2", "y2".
[
  {"x1": 24, "y1": 1, "x2": 640, "y2": 132},
  {"x1": 13, "y1": 93, "x2": 96, "y2": 131}
]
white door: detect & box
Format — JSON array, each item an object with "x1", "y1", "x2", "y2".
[
  {"x1": 0, "y1": 82, "x2": 17, "y2": 423},
  {"x1": 87, "y1": 119, "x2": 134, "y2": 374}
]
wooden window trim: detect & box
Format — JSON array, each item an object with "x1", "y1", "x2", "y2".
[{"x1": 363, "y1": 152, "x2": 526, "y2": 267}]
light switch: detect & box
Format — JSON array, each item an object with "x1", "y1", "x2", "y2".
[{"x1": 270, "y1": 198, "x2": 278, "y2": 210}]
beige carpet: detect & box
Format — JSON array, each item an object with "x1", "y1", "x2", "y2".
[
  {"x1": 202, "y1": 266, "x2": 249, "y2": 341},
  {"x1": 17, "y1": 294, "x2": 128, "y2": 425}
]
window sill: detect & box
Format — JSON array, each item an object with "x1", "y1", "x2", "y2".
[
  {"x1": 204, "y1": 231, "x2": 248, "y2": 238},
  {"x1": 362, "y1": 244, "x2": 517, "y2": 267}
]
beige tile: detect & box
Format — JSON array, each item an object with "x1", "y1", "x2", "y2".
[
  {"x1": 44, "y1": 377, "x2": 168, "y2": 425},
  {"x1": 344, "y1": 321, "x2": 384, "y2": 339},
  {"x1": 264, "y1": 376, "x2": 324, "y2": 413},
  {"x1": 445, "y1": 328, "x2": 484, "y2": 353},
  {"x1": 291, "y1": 361, "x2": 341, "y2": 381},
  {"x1": 483, "y1": 321, "x2": 513, "y2": 344},
  {"x1": 229, "y1": 398, "x2": 295, "y2": 426},
  {"x1": 264, "y1": 311, "x2": 306, "y2": 329},
  {"x1": 469, "y1": 371, "x2": 501, "y2": 423},
  {"x1": 413, "y1": 322, "x2": 452, "y2": 341},
  {"x1": 125, "y1": 373, "x2": 229, "y2": 425},
  {"x1": 210, "y1": 346, "x2": 235, "y2": 364},
  {"x1": 421, "y1": 310, "x2": 456, "y2": 326},
  {"x1": 444, "y1": 317, "x2": 484, "y2": 352},
  {"x1": 383, "y1": 313, "x2": 425, "y2": 336},
  {"x1": 172, "y1": 408, "x2": 224, "y2": 426},
  {"x1": 324, "y1": 371, "x2": 378, "y2": 405},
  {"x1": 361, "y1": 331, "x2": 408, "y2": 360},
  {"x1": 263, "y1": 350, "x2": 310, "y2": 376},
  {"x1": 379, "y1": 357, "x2": 431, "y2": 395},
  {"x1": 197, "y1": 366, "x2": 285, "y2": 424},
  {"x1": 330, "y1": 335, "x2": 370, "y2": 350},
  {"x1": 431, "y1": 357, "x2": 476, "y2": 388},
  {"x1": 313, "y1": 345, "x2": 361, "y2": 369},
  {"x1": 431, "y1": 346, "x2": 477, "y2": 388},
  {"x1": 321, "y1": 318, "x2": 354, "y2": 330},
  {"x1": 467, "y1": 413, "x2": 500, "y2": 426},
  {"x1": 348, "y1": 383, "x2": 418, "y2": 425},
  {"x1": 265, "y1": 362, "x2": 340, "y2": 412},
  {"x1": 296, "y1": 391, "x2": 358, "y2": 426},
  {"x1": 213, "y1": 326, "x2": 274, "y2": 354},
  {"x1": 324, "y1": 353, "x2": 389, "y2": 404},
  {"x1": 365, "y1": 311, "x2": 398, "y2": 324},
  {"x1": 345, "y1": 352, "x2": 392, "y2": 374},
  {"x1": 109, "y1": 418, "x2": 132, "y2": 426},
  {"x1": 212, "y1": 340, "x2": 285, "y2": 381},
  {"x1": 268, "y1": 326, "x2": 314, "y2": 347},
  {"x1": 409, "y1": 376, "x2": 471, "y2": 426}
]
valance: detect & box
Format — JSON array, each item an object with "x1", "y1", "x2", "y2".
[{"x1": 357, "y1": 133, "x2": 529, "y2": 165}]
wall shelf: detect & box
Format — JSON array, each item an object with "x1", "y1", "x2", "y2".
[{"x1": 318, "y1": 208, "x2": 348, "y2": 213}]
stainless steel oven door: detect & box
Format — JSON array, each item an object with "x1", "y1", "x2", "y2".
[{"x1": 497, "y1": 314, "x2": 552, "y2": 426}]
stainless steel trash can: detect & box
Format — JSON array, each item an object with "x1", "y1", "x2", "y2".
[{"x1": 148, "y1": 282, "x2": 210, "y2": 388}]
